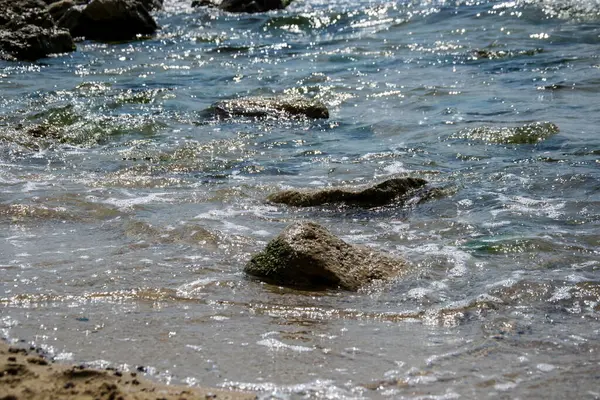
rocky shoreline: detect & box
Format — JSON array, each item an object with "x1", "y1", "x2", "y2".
[
  {"x1": 0, "y1": 0, "x2": 296, "y2": 61},
  {"x1": 0, "y1": 340, "x2": 256, "y2": 400}
]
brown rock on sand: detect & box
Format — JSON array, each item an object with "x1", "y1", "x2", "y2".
[
  {"x1": 0, "y1": 341, "x2": 255, "y2": 400},
  {"x1": 267, "y1": 177, "x2": 428, "y2": 208},
  {"x1": 245, "y1": 221, "x2": 408, "y2": 291}
]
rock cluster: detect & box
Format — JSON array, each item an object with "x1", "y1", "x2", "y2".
[
  {"x1": 0, "y1": 0, "x2": 75, "y2": 61},
  {"x1": 245, "y1": 222, "x2": 408, "y2": 291},
  {"x1": 54, "y1": 0, "x2": 159, "y2": 42},
  {"x1": 0, "y1": 0, "x2": 161, "y2": 61}
]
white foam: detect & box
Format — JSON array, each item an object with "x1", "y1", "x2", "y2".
[
  {"x1": 537, "y1": 363, "x2": 556, "y2": 372},
  {"x1": 257, "y1": 338, "x2": 314, "y2": 353},
  {"x1": 104, "y1": 192, "x2": 175, "y2": 210}
]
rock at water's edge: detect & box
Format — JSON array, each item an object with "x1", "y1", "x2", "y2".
[
  {"x1": 0, "y1": 0, "x2": 75, "y2": 61},
  {"x1": 267, "y1": 177, "x2": 428, "y2": 208},
  {"x1": 192, "y1": 0, "x2": 292, "y2": 13},
  {"x1": 212, "y1": 96, "x2": 329, "y2": 120},
  {"x1": 139, "y1": 0, "x2": 164, "y2": 11},
  {"x1": 245, "y1": 222, "x2": 407, "y2": 291},
  {"x1": 57, "y1": 0, "x2": 158, "y2": 41}
]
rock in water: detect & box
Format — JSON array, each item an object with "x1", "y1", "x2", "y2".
[
  {"x1": 57, "y1": 0, "x2": 158, "y2": 41},
  {"x1": 0, "y1": 0, "x2": 75, "y2": 61},
  {"x1": 212, "y1": 96, "x2": 329, "y2": 119},
  {"x1": 245, "y1": 222, "x2": 408, "y2": 291},
  {"x1": 452, "y1": 122, "x2": 559, "y2": 144},
  {"x1": 267, "y1": 177, "x2": 428, "y2": 208},
  {"x1": 192, "y1": 0, "x2": 292, "y2": 13}
]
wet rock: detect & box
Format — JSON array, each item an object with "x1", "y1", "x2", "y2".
[
  {"x1": 245, "y1": 221, "x2": 408, "y2": 291},
  {"x1": 267, "y1": 177, "x2": 428, "y2": 208},
  {"x1": 48, "y1": 0, "x2": 78, "y2": 22},
  {"x1": 0, "y1": 0, "x2": 75, "y2": 61},
  {"x1": 192, "y1": 0, "x2": 292, "y2": 13},
  {"x1": 452, "y1": 122, "x2": 559, "y2": 144},
  {"x1": 56, "y1": 0, "x2": 158, "y2": 41},
  {"x1": 139, "y1": 0, "x2": 163, "y2": 11},
  {"x1": 212, "y1": 96, "x2": 329, "y2": 119},
  {"x1": 470, "y1": 48, "x2": 543, "y2": 60}
]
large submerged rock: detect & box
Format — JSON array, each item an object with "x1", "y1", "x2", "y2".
[
  {"x1": 192, "y1": 0, "x2": 292, "y2": 13},
  {"x1": 452, "y1": 122, "x2": 559, "y2": 144},
  {"x1": 267, "y1": 177, "x2": 428, "y2": 208},
  {"x1": 470, "y1": 48, "x2": 542, "y2": 60},
  {"x1": 0, "y1": 0, "x2": 75, "y2": 61},
  {"x1": 245, "y1": 222, "x2": 407, "y2": 291},
  {"x1": 212, "y1": 96, "x2": 329, "y2": 119},
  {"x1": 56, "y1": 0, "x2": 158, "y2": 41}
]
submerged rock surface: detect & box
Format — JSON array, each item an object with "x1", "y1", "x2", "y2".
[
  {"x1": 267, "y1": 177, "x2": 428, "y2": 208},
  {"x1": 245, "y1": 222, "x2": 408, "y2": 291},
  {"x1": 0, "y1": 0, "x2": 75, "y2": 61},
  {"x1": 470, "y1": 48, "x2": 543, "y2": 60},
  {"x1": 212, "y1": 96, "x2": 329, "y2": 119},
  {"x1": 56, "y1": 0, "x2": 158, "y2": 41},
  {"x1": 192, "y1": 0, "x2": 292, "y2": 13},
  {"x1": 452, "y1": 122, "x2": 559, "y2": 144}
]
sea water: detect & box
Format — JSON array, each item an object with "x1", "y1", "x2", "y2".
[{"x1": 1, "y1": 0, "x2": 599, "y2": 398}]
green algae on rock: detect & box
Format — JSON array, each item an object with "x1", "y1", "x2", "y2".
[
  {"x1": 245, "y1": 221, "x2": 407, "y2": 291},
  {"x1": 470, "y1": 48, "x2": 543, "y2": 60},
  {"x1": 267, "y1": 177, "x2": 428, "y2": 208},
  {"x1": 452, "y1": 122, "x2": 559, "y2": 145},
  {"x1": 212, "y1": 96, "x2": 329, "y2": 119}
]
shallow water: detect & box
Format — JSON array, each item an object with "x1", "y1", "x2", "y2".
[{"x1": 1, "y1": 0, "x2": 599, "y2": 398}]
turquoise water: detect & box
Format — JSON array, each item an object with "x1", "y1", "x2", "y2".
[{"x1": 1, "y1": 0, "x2": 599, "y2": 398}]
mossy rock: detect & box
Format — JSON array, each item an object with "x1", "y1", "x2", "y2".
[{"x1": 245, "y1": 222, "x2": 407, "y2": 291}]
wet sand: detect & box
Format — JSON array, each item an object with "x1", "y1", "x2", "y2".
[{"x1": 0, "y1": 340, "x2": 255, "y2": 400}]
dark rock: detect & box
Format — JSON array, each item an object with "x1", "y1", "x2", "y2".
[
  {"x1": 57, "y1": 0, "x2": 158, "y2": 41},
  {"x1": 267, "y1": 177, "x2": 428, "y2": 208},
  {"x1": 192, "y1": 0, "x2": 292, "y2": 13},
  {"x1": 212, "y1": 96, "x2": 329, "y2": 119},
  {"x1": 470, "y1": 48, "x2": 542, "y2": 60},
  {"x1": 245, "y1": 222, "x2": 407, "y2": 291},
  {"x1": 0, "y1": 0, "x2": 75, "y2": 61},
  {"x1": 139, "y1": 0, "x2": 163, "y2": 11},
  {"x1": 48, "y1": 0, "x2": 77, "y2": 24}
]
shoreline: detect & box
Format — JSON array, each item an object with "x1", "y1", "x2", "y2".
[{"x1": 0, "y1": 340, "x2": 256, "y2": 400}]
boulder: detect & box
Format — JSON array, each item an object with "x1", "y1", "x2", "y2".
[
  {"x1": 212, "y1": 96, "x2": 329, "y2": 119},
  {"x1": 48, "y1": 0, "x2": 78, "y2": 23},
  {"x1": 56, "y1": 0, "x2": 158, "y2": 41},
  {"x1": 0, "y1": 0, "x2": 75, "y2": 61},
  {"x1": 192, "y1": 0, "x2": 292, "y2": 13},
  {"x1": 267, "y1": 177, "x2": 428, "y2": 208},
  {"x1": 245, "y1": 222, "x2": 407, "y2": 291}
]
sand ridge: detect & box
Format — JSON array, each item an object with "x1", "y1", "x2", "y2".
[{"x1": 0, "y1": 341, "x2": 255, "y2": 400}]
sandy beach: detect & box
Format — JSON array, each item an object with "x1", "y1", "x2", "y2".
[{"x1": 0, "y1": 340, "x2": 255, "y2": 400}]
